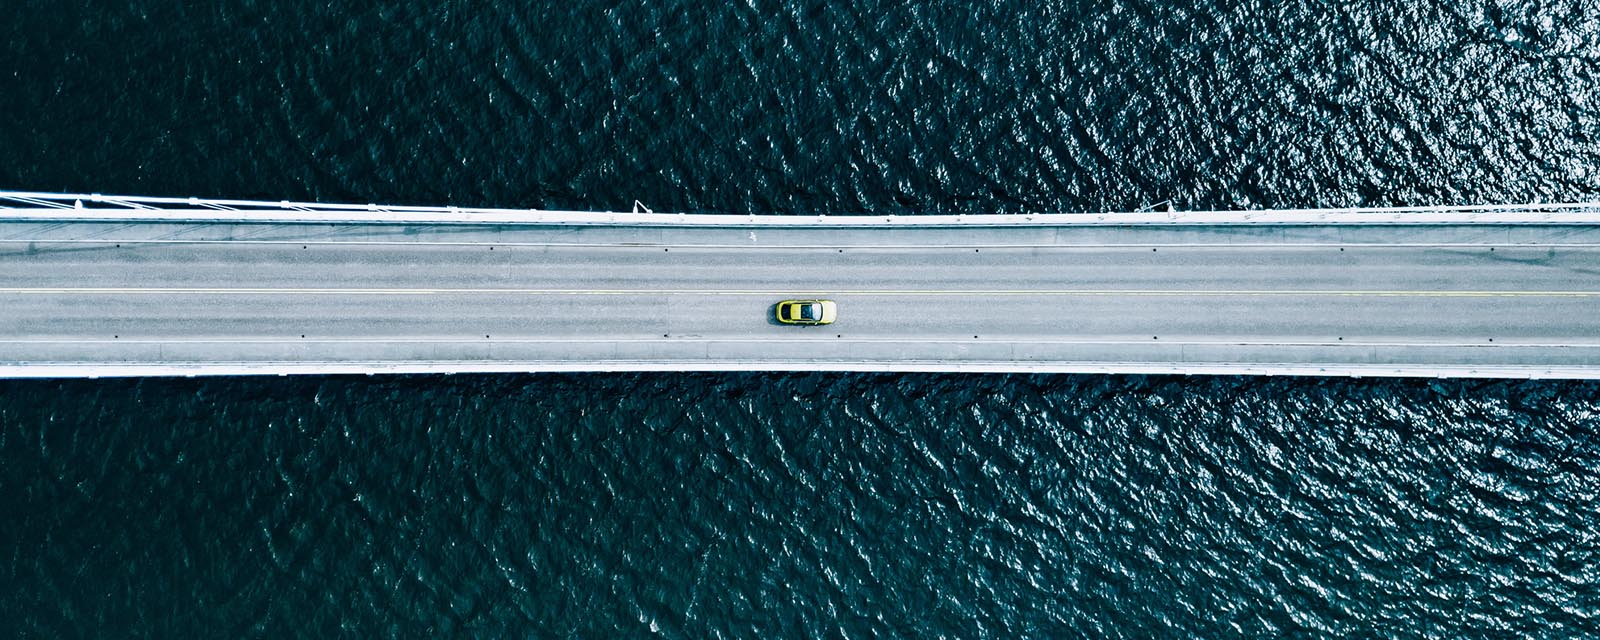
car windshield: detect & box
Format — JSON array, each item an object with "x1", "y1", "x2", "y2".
[{"x1": 800, "y1": 304, "x2": 817, "y2": 320}]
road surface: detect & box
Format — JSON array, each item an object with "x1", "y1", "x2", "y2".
[{"x1": 2, "y1": 220, "x2": 1599, "y2": 378}]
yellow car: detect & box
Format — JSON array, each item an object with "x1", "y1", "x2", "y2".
[{"x1": 775, "y1": 299, "x2": 837, "y2": 325}]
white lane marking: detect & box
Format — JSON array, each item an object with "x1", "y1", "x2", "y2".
[
  {"x1": 0, "y1": 287, "x2": 1597, "y2": 297},
  {"x1": 2, "y1": 337, "x2": 1596, "y2": 347},
  {"x1": 5, "y1": 239, "x2": 1600, "y2": 249}
]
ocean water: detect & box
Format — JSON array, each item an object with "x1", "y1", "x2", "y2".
[{"x1": 4, "y1": 0, "x2": 1600, "y2": 637}]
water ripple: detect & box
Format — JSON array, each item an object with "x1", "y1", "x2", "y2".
[{"x1": 6, "y1": 0, "x2": 1600, "y2": 636}]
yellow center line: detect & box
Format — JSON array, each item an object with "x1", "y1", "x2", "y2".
[{"x1": 0, "y1": 287, "x2": 1597, "y2": 297}]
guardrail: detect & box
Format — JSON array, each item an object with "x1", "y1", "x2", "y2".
[
  {"x1": 3, "y1": 360, "x2": 1599, "y2": 379},
  {"x1": 5, "y1": 190, "x2": 1600, "y2": 227}
]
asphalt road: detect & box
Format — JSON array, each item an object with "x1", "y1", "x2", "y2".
[{"x1": 3, "y1": 236, "x2": 1600, "y2": 376}]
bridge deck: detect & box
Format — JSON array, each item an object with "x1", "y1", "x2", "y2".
[{"x1": 2, "y1": 215, "x2": 1599, "y2": 378}]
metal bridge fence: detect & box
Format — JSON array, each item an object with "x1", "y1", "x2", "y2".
[{"x1": 4, "y1": 190, "x2": 1600, "y2": 226}]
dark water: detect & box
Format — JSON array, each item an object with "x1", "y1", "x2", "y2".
[{"x1": 5, "y1": 1, "x2": 1600, "y2": 637}]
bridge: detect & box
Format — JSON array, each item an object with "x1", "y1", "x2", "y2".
[{"x1": 3, "y1": 191, "x2": 1600, "y2": 379}]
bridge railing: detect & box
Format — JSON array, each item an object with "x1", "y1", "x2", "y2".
[
  {"x1": 5, "y1": 190, "x2": 1600, "y2": 229},
  {"x1": 0, "y1": 191, "x2": 539, "y2": 215},
  {"x1": 4, "y1": 190, "x2": 1600, "y2": 217}
]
